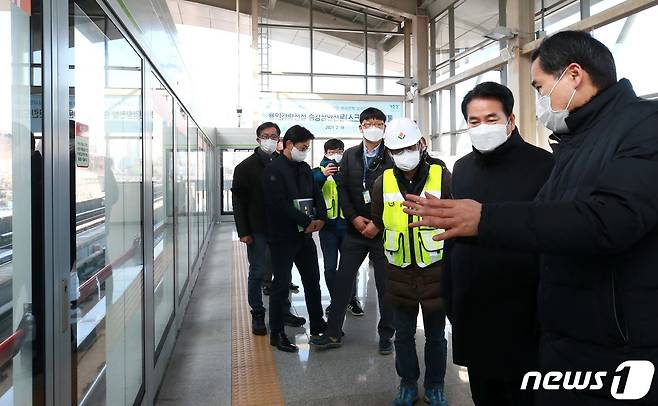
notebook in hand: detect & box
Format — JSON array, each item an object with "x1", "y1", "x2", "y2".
[{"x1": 293, "y1": 198, "x2": 315, "y2": 232}]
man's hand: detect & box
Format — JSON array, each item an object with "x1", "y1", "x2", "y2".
[
  {"x1": 351, "y1": 216, "x2": 371, "y2": 233},
  {"x1": 402, "y1": 192, "x2": 482, "y2": 241},
  {"x1": 239, "y1": 235, "x2": 254, "y2": 245},
  {"x1": 322, "y1": 164, "x2": 339, "y2": 177},
  {"x1": 304, "y1": 220, "x2": 325, "y2": 234},
  {"x1": 361, "y1": 221, "x2": 379, "y2": 239}
]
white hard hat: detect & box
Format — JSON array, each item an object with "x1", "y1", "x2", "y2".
[{"x1": 384, "y1": 117, "x2": 422, "y2": 150}]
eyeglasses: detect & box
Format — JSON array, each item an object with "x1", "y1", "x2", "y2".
[
  {"x1": 259, "y1": 134, "x2": 280, "y2": 141},
  {"x1": 389, "y1": 143, "x2": 420, "y2": 156},
  {"x1": 361, "y1": 122, "x2": 385, "y2": 129}
]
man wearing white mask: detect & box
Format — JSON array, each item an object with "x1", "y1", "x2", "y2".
[
  {"x1": 370, "y1": 117, "x2": 451, "y2": 406},
  {"x1": 311, "y1": 107, "x2": 395, "y2": 354},
  {"x1": 263, "y1": 125, "x2": 328, "y2": 352},
  {"x1": 446, "y1": 82, "x2": 553, "y2": 405},
  {"x1": 312, "y1": 139, "x2": 364, "y2": 317},
  {"x1": 403, "y1": 31, "x2": 658, "y2": 405},
  {"x1": 232, "y1": 122, "x2": 304, "y2": 335}
]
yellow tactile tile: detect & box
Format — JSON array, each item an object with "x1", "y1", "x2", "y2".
[{"x1": 231, "y1": 241, "x2": 285, "y2": 406}]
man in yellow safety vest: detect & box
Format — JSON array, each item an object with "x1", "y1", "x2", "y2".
[
  {"x1": 371, "y1": 117, "x2": 451, "y2": 406},
  {"x1": 313, "y1": 139, "x2": 364, "y2": 317}
]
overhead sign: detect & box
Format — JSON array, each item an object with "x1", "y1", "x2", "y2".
[{"x1": 260, "y1": 99, "x2": 404, "y2": 136}]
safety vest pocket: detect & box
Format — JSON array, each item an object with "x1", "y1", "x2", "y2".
[{"x1": 417, "y1": 228, "x2": 444, "y2": 252}]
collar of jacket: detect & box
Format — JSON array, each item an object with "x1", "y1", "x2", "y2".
[
  {"x1": 357, "y1": 141, "x2": 387, "y2": 170},
  {"x1": 552, "y1": 79, "x2": 636, "y2": 145},
  {"x1": 255, "y1": 147, "x2": 277, "y2": 165},
  {"x1": 472, "y1": 127, "x2": 523, "y2": 163}
]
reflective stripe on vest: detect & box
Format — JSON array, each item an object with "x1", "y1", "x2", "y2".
[
  {"x1": 319, "y1": 166, "x2": 343, "y2": 220},
  {"x1": 382, "y1": 164, "x2": 445, "y2": 268}
]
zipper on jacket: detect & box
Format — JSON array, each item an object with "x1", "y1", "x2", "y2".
[{"x1": 611, "y1": 271, "x2": 629, "y2": 343}]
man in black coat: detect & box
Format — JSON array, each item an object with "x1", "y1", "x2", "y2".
[
  {"x1": 263, "y1": 125, "x2": 328, "y2": 353},
  {"x1": 404, "y1": 31, "x2": 658, "y2": 405},
  {"x1": 446, "y1": 82, "x2": 554, "y2": 405},
  {"x1": 310, "y1": 107, "x2": 395, "y2": 354},
  {"x1": 232, "y1": 122, "x2": 303, "y2": 335}
]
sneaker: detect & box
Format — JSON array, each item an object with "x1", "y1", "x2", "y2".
[
  {"x1": 309, "y1": 334, "x2": 342, "y2": 350},
  {"x1": 393, "y1": 384, "x2": 418, "y2": 406},
  {"x1": 424, "y1": 387, "x2": 448, "y2": 406},
  {"x1": 283, "y1": 312, "x2": 306, "y2": 327},
  {"x1": 325, "y1": 306, "x2": 331, "y2": 317},
  {"x1": 347, "y1": 298, "x2": 364, "y2": 316},
  {"x1": 250, "y1": 310, "x2": 267, "y2": 336},
  {"x1": 289, "y1": 282, "x2": 299, "y2": 292},
  {"x1": 379, "y1": 338, "x2": 393, "y2": 355},
  {"x1": 262, "y1": 285, "x2": 270, "y2": 296},
  {"x1": 310, "y1": 320, "x2": 328, "y2": 337}
]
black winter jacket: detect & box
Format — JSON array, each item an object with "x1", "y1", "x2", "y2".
[
  {"x1": 335, "y1": 141, "x2": 393, "y2": 236},
  {"x1": 262, "y1": 154, "x2": 327, "y2": 241},
  {"x1": 231, "y1": 148, "x2": 275, "y2": 237},
  {"x1": 479, "y1": 79, "x2": 658, "y2": 403},
  {"x1": 445, "y1": 129, "x2": 554, "y2": 378}
]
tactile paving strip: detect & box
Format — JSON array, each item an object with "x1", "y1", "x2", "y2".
[{"x1": 231, "y1": 241, "x2": 285, "y2": 406}]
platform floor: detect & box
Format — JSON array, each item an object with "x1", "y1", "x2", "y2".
[{"x1": 156, "y1": 223, "x2": 475, "y2": 406}]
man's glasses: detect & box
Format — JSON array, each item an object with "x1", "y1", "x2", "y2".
[
  {"x1": 389, "y1": 143, "x2": 420, "y2": 156},
  {"x1": 361, "y1": 122, "x2": 385, "y2": 129},
  {"x1": 259, "y1": 134, "x2": 280, "y2": 141}
]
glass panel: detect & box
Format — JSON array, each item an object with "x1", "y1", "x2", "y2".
[
  {"x1": 367, "y1": 78, "x2": 405, "y2": 95},
  {"x1": 188, "y1": 126, "x2": 198, "y2": 263},
  {"x1": 312, "y1": 1, "x2": 365, "y2": 30},
  {"x1": 313, "y1": 76, "x2": 366, "y2": 94},
  {"x1": 262, "y1": 74, "x2": 311, "y2": 93},
  {"x1": 221, "y1": 149, "x2": 253, "y2": 214},
  {"x1": 0, "y1": 0, "x2": 44, "y2": 403},
  {"x1": 70, "y1": 2, "x2": 144, "y2": 404},
  {"x1": 259, "y1": 0, "x2": 309, "y2": 26},
  {"x1": 592, "y1": 5, "x2": 658, "y2": 98},
  {"x1": 313, "y1": 30, "x2": 365, "y2": 75},
  {"x1": 440, "y1": 89, "x2": 452, "y2": 134},
  {"x1": 434, "y1": 12, "x2": 450, "y2": 68},
  {"x1": 590, "y1": 0, "x2": 626, "y2": 15},
  {"x1": 366, "y1": 14, "x2": 401, "y2": 32},
  {"x1": 366, "y1": 33, "x2": 404, "y2": 77},
  {"x1": 151, "y1": 73, "x2": 174, "y2": 353},
  {"x1": 265, "y1": 27, "x2": 311, "y2": 73},
  {"x1": 454, "y1": 41, "x2": 500, "y2": 75},
  {"x1": 536, "y1": 0, "x2": 580, "y2": 34},
  {"x1": 454, "y1": 0, "x2": 499, "y2": 57},
  {"x1": 175, "y1": 104, "x2": 188, "y2": 298}
]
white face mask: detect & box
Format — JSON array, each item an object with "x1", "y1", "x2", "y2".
[
  {"x1": 259, "y1": 138, "x2": 278, "y2": 154},
  {"x1": 362, "y1": 126, "x2": 384, "y2": 142},
  {"x1": 291, "y1": 146, "x2": 308, "y2": 162},
  {"x1": 468, "y1": 122, "x2": 510, "y2": 153},
  {"x1": 326, "y1": 154, "x2": 343, "y2": 163},
  {"x1": 392, "y1": 149, "x2": 421, "y2": 172},
  {"x1": 536, "y1": 68, "x2": 577, "y2": 134}
]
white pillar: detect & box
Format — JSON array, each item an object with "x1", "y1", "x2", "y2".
[{"x1": 412, "y1": 15, "x2": 430, "y2": 136}]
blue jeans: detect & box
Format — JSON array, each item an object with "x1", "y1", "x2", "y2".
[
  {"x1": 393, "y1": 304, "x2": 447, "y2": 389},
  {"x1": 319, "y1": 220, "x2": 356, "y2": 302},
  {"x1": 246, "y1": 232, "x2": 283, "y2": 313}
]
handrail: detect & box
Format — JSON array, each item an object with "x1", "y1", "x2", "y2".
[
  {"x1": 77, "y1": 239, "x2": 138, "y2": 302},
  {"x1": 0, "y1": 329, "x2": 25, "y2": 368}
]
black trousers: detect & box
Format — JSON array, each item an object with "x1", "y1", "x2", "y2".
[
  {"x1": 326, "y1": 232, "x2": 394, "y2": 340},
  {"x1": 468, "y1": 368, "x2": 534, "y2": 406},
  {"x1": 268, "y1": 236, "x2": 324, "y2": 335}
]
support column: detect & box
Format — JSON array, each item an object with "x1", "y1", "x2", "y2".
[
  {"x1": 506, "y1": 0, "x2": 537, "y2": 145},
  {"x1": 403, "y1": 19, "x2": 412, "y2": 117},
  {"x1": 412, "y1": 14, "x2": 429, "y2": 135}
]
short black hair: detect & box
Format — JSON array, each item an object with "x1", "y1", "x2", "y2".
[
  {"x1": 283, "y1": 125, "x2": 314, "y2": 145},
  {"x1": 531, "y1": 30, "x2": 617, "y2": 90},
  {"x1": 359, "y1": 107, "x2": 386, "y2": 124},
  {"x1": 324, "y1": 138, "x2": 344, "y2": 152},
  {"x1": 256, "y1": 121, "x2": 281, "y2": 138},
  {"x1": 461, "y1": 82, "x2": 514, "y2": 120}
]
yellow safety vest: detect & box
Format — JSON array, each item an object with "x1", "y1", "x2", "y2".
[
  {"x1": 319, "y1": 166, "x2": 343, "y2": 220},
  {"x1": 382, "y1": 164, "x2": 445, "y2": 268}
]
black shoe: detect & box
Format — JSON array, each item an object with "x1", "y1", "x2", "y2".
[
  {"x1": 310, "y1": 320, "x2": 328, "y2": 337},
  {"x1": 250, "y1": 310, "x2": 267, "y2": 336},
  {"x1": 270, "y1": 332, "x2": 298, "y2": 352},
  {"x1": 347, "y1": 298, "x2": 364, "y2": 316},
  {"x1": 325, "y1": 306, "x2": 331, "y2": 317},
  {"x1": 283, "y1": 312, "x2": 306, "y2": 327},
  {"x1": 309, "y1": 334, "x2": 342, "y2": 350},
  {"x1": 289, "y1": 282, "x2": 299, "y2": 292},
  {"x1": 262, "y1": 285, "x2": 270, "y2": 296},
  {"x1": 379, "y1": 338, "x2": 393, "y2": 355}
]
